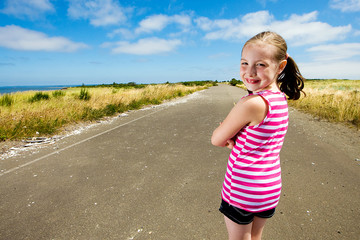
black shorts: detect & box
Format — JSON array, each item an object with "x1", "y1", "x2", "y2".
[{"x1": 219, "y1": 200, "x2": 276, "y2": 225}]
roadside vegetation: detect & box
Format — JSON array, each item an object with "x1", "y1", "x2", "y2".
[
  {"x1": 288, "y1": 79, "x2": 359, "y2": 129},
  {"x1": 0, "y1": 81, "x2": 216, "y2": 141},
  {"x1": 231, "y1": 78, "x2": 359, "y2": 129}
]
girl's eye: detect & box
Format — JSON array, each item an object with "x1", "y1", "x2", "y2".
[
  {"x1": 241, "y1": 62, "x2": 248, "y2": 66},
  {"x1": 256, "y1": 63, "x2": 266, "y2": 67}
]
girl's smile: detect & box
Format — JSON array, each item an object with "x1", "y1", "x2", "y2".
[{"x1": 244, "y1": 78, "x2": 260, "y2": 84}]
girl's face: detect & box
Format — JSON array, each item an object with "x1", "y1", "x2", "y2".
[{"x1": 240, "y1": 43, "x2": 286, "y2": 93}]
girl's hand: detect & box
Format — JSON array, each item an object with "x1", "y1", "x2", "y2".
[{"x1": 225, "y1": 139, "x2": 235, "y2": 150}]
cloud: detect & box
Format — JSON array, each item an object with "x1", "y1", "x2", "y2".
[
  {"x1": 135, "y1": 14, "x2": 191, "y2": 34},
  {"x1": 307, "y1": 43, "x2": 360, "y2": 61},
  {"x1": 107, "y1": 28, "x2": 134, "y2": 39},
  {"x1": 195, "y1": 11, "x2": 352, "y2": 46},
  {"x1": 102, "y1": 37, "x2": 182, "y2": 55},
  {"x1": 194, "y1": 17, "x2": 213, "y2": 31},
  {"x1": 0, "y1": 0, "x2": 55, "y2": 19},
  {"x1": 0, "y1": 25, "x2": 88, "y2": 52},
  {"x1": 330, "y1": 0, "x2": 360, "y2": 12},
  {"x1": 67, "y1": 0, "x2": 128, "y2": 27},
  {"x1": 300, "y1": 60, "x2": 360, "y2": 79}
]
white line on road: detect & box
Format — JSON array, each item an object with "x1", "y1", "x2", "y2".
[{"x1": 0, "y1": 107, "x2": 165, "y2": 177}]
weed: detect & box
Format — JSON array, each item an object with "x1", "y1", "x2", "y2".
[
  {"x1": 52, "y1": 90, "x2": 65, "y2": 98},
  {"x1": 81, "y1": 107, "x2": 103, "y2": 120},
  {"x1": 79, "y1": 88, "x2": 91, "y2": 100},
  {"x1": 29, "y1": 92, "x2": 50, "y2": 102},
  {"x1": 0, "y1": 94, "x2": 13, "y2": 106}
]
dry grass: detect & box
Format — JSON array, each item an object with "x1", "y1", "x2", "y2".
[
  {"x1": 288, "y1": 79, "x2": 359, "y2": 129},
  {"x1": 0, "y1": 84, "x2": 208, "y2": 140}
]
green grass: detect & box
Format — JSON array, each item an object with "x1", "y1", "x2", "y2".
[
  {"x1": 29, "y1": 92, "x2": 50, "y2": 102},
  {"x1": 79, "y1": 88, "x2": 91, "y2": 100},
  {"x1": 0, "y1": 94, "x2": 13, "y2": 107}
]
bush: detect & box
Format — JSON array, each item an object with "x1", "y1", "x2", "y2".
[
  {"x1": 29, "y1": 92, "x2": 50, "y2": 102},
  {"x1": 181, "y1": 80, "x2": 215, "y2": 86},
  {"x1": 0, "y1": 134, "x2": 6, "y2": 142},
  {"x1": 52, "y1": 90, "x2": 65, "y2": 98},
  {"x1": 79, "y1": 88, "x2": 91, "y2": 100},
  {"x1": 230, "y1": 78, "x2": 240, "y2": 86},
  {"x1": 0, "y1": 94, "x2": 13, "y2": 106}
]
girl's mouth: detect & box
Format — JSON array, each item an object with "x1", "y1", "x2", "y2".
[{"x1": 246, "y1": 78, "x2": 259, "y2": 84}]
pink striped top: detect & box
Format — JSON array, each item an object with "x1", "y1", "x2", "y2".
[{"x1": 221, "y1": 90, "x2": 289, "y2": 212}]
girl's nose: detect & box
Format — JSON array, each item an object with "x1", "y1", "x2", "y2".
[{"x1": 248, "y1": 65, "x2": 256, "y2": 77}]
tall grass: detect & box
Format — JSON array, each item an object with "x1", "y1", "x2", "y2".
[
  {"x1": 0, "y1": 83, "x2": 209, "y2": 140},
  {"x1": 287, "y1": 79, "x2": 359, "y2": 129},
  {"x1": 0, "y1": 94, "x2": 13, "y2": 106},
  {"x1": 29, "y1": 92, "x2": 50, "y2": 102}
]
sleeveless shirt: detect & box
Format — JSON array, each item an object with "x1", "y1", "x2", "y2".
[{"x1": 221, "y1": 90, "x2": 289, "y2": 212}]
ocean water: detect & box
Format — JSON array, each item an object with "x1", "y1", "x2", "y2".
[{"x1": 0, "y1": 85, "x2": 78, "y2": 94}]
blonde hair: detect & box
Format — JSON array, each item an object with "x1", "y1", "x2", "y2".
[{"x1": 244, "y1": 31, "x2": 305, "y2": 100}]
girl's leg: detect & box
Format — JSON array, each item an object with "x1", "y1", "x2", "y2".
[
  {"x1": 224, "y1": 216, "x2": 252, "y2": 240},
  {"x1": 250, "y1": 216, "x2": 267, "y2": 240}
]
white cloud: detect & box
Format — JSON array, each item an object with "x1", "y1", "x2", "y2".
[
  {"x1": 300, "y1": 60, "x2": 360, "y2": 79},
  {"x1": 272, "y1": 12, "x2": 351, "y2": 46},
  {"x1": 307, "y1": 43, "x2": 360, "y2": 61},
  {"x1": 194, "y1": 17, "x2": 213, "y2": 31},
  {"x1": 135, "y1": 14, "x2": 191, "y2": 34},
  {"x1": 107, "y1": 28, "x2": 134, "y2": 39},
  {"x1": 0, "y1": 25, "x2": 88, "y2": 52},
  {"x1": 67, "y1": 0, "x2": 128, "y2": 27},
  {"x1": 0, "y1": 0, "x2": 55, "y2": 19},
  {"x1": 103, "y1": 37, "x2": 182, "y2": 55},
  {"x1": 196, "y1": 11, "x2": 352, "y2": 46},
  {"x1": 330, "y1": 0, "x2": 360, "y2": 12}
]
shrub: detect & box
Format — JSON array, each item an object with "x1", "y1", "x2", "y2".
[
  {"x1": 79, "y1": 88, "x2": 91, "y2": 100},
  {"x1": 52, "y1": 90, "x2": 65, "y2": 98},
  {"x1": 0, "y1": 94, "x2": 13, "y2": 106},
  {"x1": 81, "y1": 107, "x2": 102, "y2": 120},
  {"x1": 181, "y1": 80, "x2": 215, "y2": 86},
  {"x1": 0, "y1": 134, "x2": 6, "y2": 141},
  {"x1": 230, "y1": 78, "x2": 240, "y2": 86},
  {"x1": 29, "y1": 92, "x2": 50, "y2": 102}
]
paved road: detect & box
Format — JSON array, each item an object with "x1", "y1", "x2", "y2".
[{"x1": 0, "y1": 84, "x2": 359, "y2": 239}]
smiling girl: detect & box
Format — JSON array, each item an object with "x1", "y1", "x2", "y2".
[{"x1": 211, "y1": 31, "x2": 305, "y2": 240}]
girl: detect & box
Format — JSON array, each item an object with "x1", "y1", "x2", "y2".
[{"x1": 211, "y1": 31, "x2": 305, "y2": 240}]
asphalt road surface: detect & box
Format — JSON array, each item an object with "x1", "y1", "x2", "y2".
[{"x1": 0, "y1": 84, "x2": 359, "y2": 239}]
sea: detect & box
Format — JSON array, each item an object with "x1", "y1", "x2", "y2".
[{"x1": 0, "y1": 85, "x2": 79, "y2": 94}]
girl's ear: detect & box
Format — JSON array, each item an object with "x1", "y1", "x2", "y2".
[{"x1": 278, "y1": 60, "x2": 287, "y2": 74}]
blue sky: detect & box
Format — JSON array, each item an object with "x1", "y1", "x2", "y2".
[{"x1": 0, "y1": 0, "x2": 359, "y2": 86}]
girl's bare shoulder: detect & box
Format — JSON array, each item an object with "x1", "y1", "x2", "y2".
[{"x1": 238, "y1": 94, "x2": 267, "y2": 112}]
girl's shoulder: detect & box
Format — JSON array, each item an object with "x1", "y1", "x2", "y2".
[{"x1": 238, "y1": 93, "x2": 268, "y2": 117}]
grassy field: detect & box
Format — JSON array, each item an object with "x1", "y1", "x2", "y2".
[
  {"x1": 234, "y1": 79, "x2": 359, "y2": 129},
  {"x1": 0, "y1": 82, "x2": 214, "y2": 141},
  {"x1": 288, "y1": 79, "x2": 359, "y2": 129}
]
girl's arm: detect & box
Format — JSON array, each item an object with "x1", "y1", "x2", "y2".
[{"x1": 211, "y1": 95, "x2": 268, "y2": 148}]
